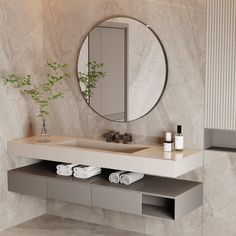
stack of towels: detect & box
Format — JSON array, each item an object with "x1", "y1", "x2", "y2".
[
  {"x1": 56, "y1": 163, "x2": 78, "y2": 176},
  {"x1": 56, "y1": 163, "x2": 101, "y2": 179},
  {"x1": 73, "y1": 166, "x2": 101, "y2": 179},
  {"x1": 109, "y1": 170, "x2": 144, "y2": 185}
]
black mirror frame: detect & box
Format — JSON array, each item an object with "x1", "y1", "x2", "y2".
[{"x1": 77, "y1": 15, "x2": 168, "y2": 123}]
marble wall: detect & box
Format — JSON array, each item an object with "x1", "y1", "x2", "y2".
[
  {"x1": 4, "y1": 1, "x2": 236, "y2": 236},
  {"x1": 0, "y1": 0, "x2": 218, "y2": 235},
  {"x1": 44, "y1": 0, "x2": 206, "y2": 236},
  {"x1": 1, "y1": 0, "x2": 235, "y2": 235},
  {"x1": 0, "y1": 0, "x2": 46, "y2": 231},
  {"x1": 203, "y1": 150, "x2": 236, "y2": 236}
]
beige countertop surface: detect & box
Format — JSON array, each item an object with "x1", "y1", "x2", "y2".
[{"x1": 8, "y1": 135, "x2": 203, "y2": 178}]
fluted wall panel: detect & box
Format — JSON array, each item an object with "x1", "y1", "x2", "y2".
[{"x1": 205, "y1": 0, "x2": 236, "y2": 130}]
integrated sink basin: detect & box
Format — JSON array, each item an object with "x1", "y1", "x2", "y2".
[{"x1": 58, "y1": 139, "x2": 149, "y2": 154}]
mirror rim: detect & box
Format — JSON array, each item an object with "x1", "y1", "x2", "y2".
[{"x1": 77, "y1": 15, "x2": 168, "y2": 123}]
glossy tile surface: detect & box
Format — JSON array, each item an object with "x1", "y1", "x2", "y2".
[
  {"x1": 0, "y1": 0, "x2": 46, "y2": 232},
  {"x1": 203, "y1": 150, "x2": 236, "y2": 236},
  {"x1": 0, "y1": 215, "x2": 147, "y2": 236}
]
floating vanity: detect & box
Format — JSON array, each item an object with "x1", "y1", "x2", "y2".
[
  {"x1": 8, "y1": 162, "x2": 202, "y2": 220},
  {"x1": 7, "y1": 135, "x2": 203, "y2": 220},
  {"x1": 8, "y1": 135, "x2": 203, "y2": 178}
]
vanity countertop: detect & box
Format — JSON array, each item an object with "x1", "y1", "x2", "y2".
[{"x1": 8, "y1": 135, "x2": 203, "y2": 178}]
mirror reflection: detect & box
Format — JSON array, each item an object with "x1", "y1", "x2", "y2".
[{"x1": 78, "y1": 17, "x2": 167, "y2": 122}]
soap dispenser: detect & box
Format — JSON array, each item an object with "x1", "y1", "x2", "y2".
[{"x1": 175, "y1": 125, "x2": 184, "y2": 151}]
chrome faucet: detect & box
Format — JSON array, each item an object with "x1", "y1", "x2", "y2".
[{"x1": 104, "y1": 131, "x2": 132, "y2": 144}]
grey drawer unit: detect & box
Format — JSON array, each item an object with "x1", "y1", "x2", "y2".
[
  {"x1": 47, "y1": 178, "x2": 91, "y2": 206},
  {"x1": 92, "y1": 185, "x2": 141, "y2": 215},
  {"x1": 8, "y1": 162, "x2": 203, "y2": 220},
  {"x1": 8, "y1": 171, "x2": 46, "y2": 198}
]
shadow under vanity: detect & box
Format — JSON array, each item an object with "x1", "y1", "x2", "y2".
[{"x1": 7, "y1": 16, "x2": 203, "y2": 221}]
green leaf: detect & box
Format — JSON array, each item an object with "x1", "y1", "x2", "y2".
[{"x1": 3, "y1": 61, "x2": 71, "y2": 120}]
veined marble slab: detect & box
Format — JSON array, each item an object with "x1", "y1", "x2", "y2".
[{"x1": 8, "y1": 136, "x2": 203, "y2": 178}]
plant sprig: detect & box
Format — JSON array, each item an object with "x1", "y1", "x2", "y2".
[
  {"x1": 78, "y1": 61, "x2": 106, "y2": 103},
  {"x1": 4, "y1": 61, "x2": 71, "y2": 120}
]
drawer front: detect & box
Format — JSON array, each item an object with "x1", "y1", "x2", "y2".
[
  {"x1": 8, "y1": 171, "x2": 46, "y2": 198},
  {"x1": 92, "y1": 186, "x2": 141, "y2": 215},
  {"x1": 47, "y1": 179, "x2": 91, "y2": 206}
]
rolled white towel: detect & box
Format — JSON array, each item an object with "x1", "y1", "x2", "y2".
[
  {"x1": 56, "y1": 163, "x2": 79, "y2": 172},
  {"x1": 73, "y1": 169, "x2": 101, "y2": 179},
  {"x1": 109, "y1": 170, "x2": 126, "y2": 184},
  {"x1": 56, "y1": 169, "x2": 73, "y2": 176},
  {"x1": 74, "y1": 166, "x2": 101, "y2": 174},
  {"x1": 120, "y1": 172, "x2": 144, "y2": 185}
]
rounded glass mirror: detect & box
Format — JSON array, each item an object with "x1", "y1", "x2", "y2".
[{"x1": 78, "y1": 17, "x2": 168, "y2": 122}]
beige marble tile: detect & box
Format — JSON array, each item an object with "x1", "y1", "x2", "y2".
[
  {"x1": 203, "y1": 150, "x2": 236, "y2": 236},
  {"x1": 0, "y1": 0, "x2": 46, "y2": 232}
]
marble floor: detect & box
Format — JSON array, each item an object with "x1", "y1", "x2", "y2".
[{"x1": 0, "y1": 214, "x2": 148, "y2": 236}]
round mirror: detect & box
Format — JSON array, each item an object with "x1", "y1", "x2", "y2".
[{"x1": 78, "y1": 17, "x2": 168, "y2": 122}]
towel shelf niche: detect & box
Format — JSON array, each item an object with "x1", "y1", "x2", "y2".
[{"x1": 8, "y1": 162, "x2": 203, "y2": 220}]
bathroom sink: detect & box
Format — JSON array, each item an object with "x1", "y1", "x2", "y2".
[
  {"x1": 58, "y1": 139, "x2": 148, "y2": 154},
  {"x1": 8, "y1": 135, "x2": 204, "y2": 178}
]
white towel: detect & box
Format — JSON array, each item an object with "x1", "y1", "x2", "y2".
[
  {"x1": 120, "y1": 172, "x2": 144, "y2": 185},
  {"x1": 73, "y1": 169, "x2": 101, "y2": 179},
  {"x1": 56, "y1": 163, "x2": 79, "y2": 172},
  {"x1": 73, "y1": 165, "x2": 101, "y2": 172},
  {"x1": 109, "y1": 170, "x2": 126, "y2": 184},
  {"x1": 56, "y1": 169, "x2": 73, "y2": 176}
]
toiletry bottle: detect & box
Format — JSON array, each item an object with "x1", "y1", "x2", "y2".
[
  {"x1": 164, "y1": 132, "x2": 173, "y2": 152},
  {"x1": 175, "y1": 125, "x2": 184, "y2": 151}
]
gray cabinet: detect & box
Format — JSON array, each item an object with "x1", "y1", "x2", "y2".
[
  {"x1": 47, "y1": 179, "x2": 91, "y2": 206},
  {"x1": 8, "y1": 171, "x2": 46, "y2": 198},
  {"x1": 8, "y1": 162, "x2": 203, "y2": 220},
  {"x1": 92, "y1": 186, "x2": 141, "y2": 215}
]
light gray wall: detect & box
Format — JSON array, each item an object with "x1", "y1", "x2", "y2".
[
  {"x1": 203, "y1": 150, "x2": 236, "y2": 236},
  {"x1": 0, "y1": 0, "x2": 46, "y2": 231}
]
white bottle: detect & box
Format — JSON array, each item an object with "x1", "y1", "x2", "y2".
[
  {"x1": 175, "y1": 125, "x2": 184, "y2": 151},
  {"x1": 164, "y1": 132, "x2": 173, "y2": 152}
]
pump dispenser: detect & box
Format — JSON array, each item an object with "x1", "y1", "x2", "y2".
[{"x1": 175, "y1": 125, "x2": 184, "y2": 151}]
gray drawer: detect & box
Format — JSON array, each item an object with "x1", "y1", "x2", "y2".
[
  {"x1": 47, "y1": 178, "x2": 91, "y2": 206},
  {"x1": 8, "y1": 171, "x2": 46, "y2": 198},
  {"x1": 92, "y1": 186, "x2": 141, "y2": 215}
]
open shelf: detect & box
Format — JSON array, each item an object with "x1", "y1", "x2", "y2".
[
  {"x1": 142, "y1": 204, "x2": 173, "y2": 219},
  {"x1": 205, "y1": 128, "x2": 236, "y2": 151},
  {"x1": 142, "y1": 194, "x2": 174, "y2": 219},
  {"x1": 8, "y1": 161, "x2": 203, "y2": 220}
]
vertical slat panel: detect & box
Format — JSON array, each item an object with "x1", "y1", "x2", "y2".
[{"x1": 205, "y1": 0, "x2": 236, "y2": 130}]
